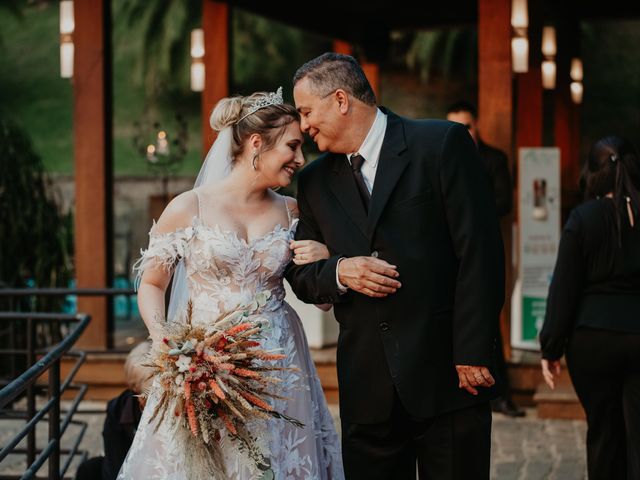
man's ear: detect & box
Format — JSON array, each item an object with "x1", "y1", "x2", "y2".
[{"x1": 335, "y1": 89, "x2": 350, "y2": 115}]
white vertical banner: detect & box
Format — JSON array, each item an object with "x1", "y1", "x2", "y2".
[{"x1": 511, "y1": 147, "x2": 561, "y2": 350}]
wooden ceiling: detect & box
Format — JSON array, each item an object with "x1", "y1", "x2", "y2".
[{"x1": 225, "y1": 0, "x2": 640, "y2": 48}]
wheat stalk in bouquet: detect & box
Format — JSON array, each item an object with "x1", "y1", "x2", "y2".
[{"x1": 144, "y1": 290, "x2": 303, "y2": 477}]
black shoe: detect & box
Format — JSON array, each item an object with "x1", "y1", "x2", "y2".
[{"x1": 491, "y1": 396, "x2": 525, "y2": 417}]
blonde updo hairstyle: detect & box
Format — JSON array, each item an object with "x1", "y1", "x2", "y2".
[{"x1": 209, "y1": 91, "x2": 300, "y2": 166}]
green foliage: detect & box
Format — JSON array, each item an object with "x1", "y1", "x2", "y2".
[
  {"x1": 0, "y1": 118, "x2": 72, "y2": 289},
  {"x1": 0, "y1": 2, "x2": 74, "y2": 173},
  {"x1": 580, "y1": 20, "x2": 640, "y2": 159},
  {"x1": 405, "y1": 28, "x2": 478, "y2": 84},
  {"x1": 117, "y1": 0, "x2": 201, "y2": 103},
  {"x1": 232, "y1": 10, "x2": 330, "y2": 97}
]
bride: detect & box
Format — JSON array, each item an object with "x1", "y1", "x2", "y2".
[{"x1": 118, "y1": 88, "x2": 344, "y2": 479}]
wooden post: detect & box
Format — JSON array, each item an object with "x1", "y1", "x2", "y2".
[
  {"x1": 362, "y1": 62, "x2": 380, "y2": 100},
  {"x1": 554, "y1": 19, "x2": 581, "y2": 220},
  {"x1": 202, "y1": 1, "x2": 230, "y2": 156},
  {"x1": 478, "y1": 0, "x2": 513, "y2": 359},
  {"x1": 73, "y1": 0, "x2": 113, "y2": 348},
  {"x1": 479, "y1": 0, "x2": 513, "y2": 154},
  {"x1": 516, "y1": 0, "x2": 543, "y2": 152},
  {"x1": 333, "y1": 40, "x2": 352, "y2": 55},
  {"x1": 333, "y1": 41, "x2": 379, "y2": 99},
  {"x1": 516, "y1": 71, "x2": 543, "y2": 149}
]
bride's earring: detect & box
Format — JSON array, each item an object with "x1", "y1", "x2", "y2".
[
  {"x1": 627, "y1": 196, "x2": 635, "y2": 228},
  {"x1": 252, "y1": 151, "x2": 259, "y2": 171}
]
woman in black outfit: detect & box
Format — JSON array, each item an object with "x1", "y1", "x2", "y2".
[{"x1": 540, "y1": 135, "x2": 640, "y2": 479}]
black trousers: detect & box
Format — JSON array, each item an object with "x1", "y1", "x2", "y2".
[
  {"x1": 341, "y1": 392, "x2": 492, "y2": 480},
  {"x1": 494, "y1": 327, "x2": 510, "y2": 397},
  {"x1": 566, "y1": 328, "x2": 640, "y2": 480}
]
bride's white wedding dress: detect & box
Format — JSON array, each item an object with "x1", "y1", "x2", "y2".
[{"x1": 118, "y1": 194, "x2": 343, "y2": 479}]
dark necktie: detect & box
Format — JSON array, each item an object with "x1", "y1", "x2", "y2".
[{"x1": 350, "y1": 154, "x2": 371, "y2": 212}]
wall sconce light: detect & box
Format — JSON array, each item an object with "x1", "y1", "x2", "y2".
[
  {"x1": 541, "y1": 26, "x2": 557, "y2": 57},
  {"x1": 541, "y1": 26, "x2": 557, "y2": 89},
  {"x1": 512, "y1": 37, "x2": 529, "y2": 73},
  {"x1": 570, "y1": 58, "x2": 583, "y2": 82},
  {"x1": 570, "y1": 82, "x2": 583, "y2": 104},
  {"x1": 190, "y1": 28, "x2": 205, "y2": 92},
  {"x1": 542, "y1": 60, "x2": 556, "y2": 89},
  {"x1": 511, "y1": 0, "x2": 528, "y2": 73},
  {"x1": 570, "y1": 58, "x2": 583, "y2": 104},
  {"x1": 59, "y1": 0, "x2": 74, "y2": 78}
]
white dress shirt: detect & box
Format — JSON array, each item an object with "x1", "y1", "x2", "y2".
[
  {"x1": 336, "y1": 108, "x2": 388, "y2": 291},
  {"x1": 347, "y1": 108, "x2": 387, "y2": 193}
]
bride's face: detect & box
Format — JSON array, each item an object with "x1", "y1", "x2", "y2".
[{"x1": 259, "y1": 122, "x2": 305, "y2": 188}]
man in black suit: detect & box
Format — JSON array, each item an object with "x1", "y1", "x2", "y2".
[
  {"x1": 446, "y1": 101, "x2": 524, "y2": 418},
  {"x1": 286, "y1": 53, "x2": 504, "y2": 479},
  {"x1": 446, "y1": 101, "x2": 512, "y2": 217}
]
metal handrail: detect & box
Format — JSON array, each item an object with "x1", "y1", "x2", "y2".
[
  {"x1": 0, "y1": 287, "x2": 140, "y2": 353},
  {"x1": 0, "y1": 313, "x2": 90, "y2": 480}
]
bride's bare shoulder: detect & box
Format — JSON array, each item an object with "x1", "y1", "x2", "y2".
[
  {"x1": 151, "y1": 190, "x2": 198, "y2": 234},
  {"x1": 282, "y1": 195, "x2": 299, "y2": 218}
]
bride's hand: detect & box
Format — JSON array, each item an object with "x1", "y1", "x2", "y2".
[{"x1": 290, "y1": 240, "x2": 330, "y2": 265}]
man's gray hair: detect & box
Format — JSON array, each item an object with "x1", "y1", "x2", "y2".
[{"x1": 293, "y1": 53, "x2": 377, "y2": 106}]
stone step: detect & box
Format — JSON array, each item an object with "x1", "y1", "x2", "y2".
[
  {"x1": 313, "y1": 347, "x2": 338, "y2": 404},
  {"x1": 533, "y1": 369, "x2": 585, "y2": 420}
]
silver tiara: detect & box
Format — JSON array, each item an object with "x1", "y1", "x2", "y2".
[{"x1": 237, "y1": 87, "x2": 284, "y2": 123}]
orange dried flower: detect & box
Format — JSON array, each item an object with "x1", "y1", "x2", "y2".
[
  {"x1": 186, "y1": 400, "x2": 199, "y2": 437},
  {"x1": 239, "y1": 391, "x2": 273, "y2": 411},
  {"x1": 254, "y1": 352, "x2": 286, "y2": 361},
  {"x1": 234, "y1": 368, "x2": 259, "y2": 378},
  {"x1": 224, "y1": 322, "x2": 253, "y2": 336},
  {"x1": 219, "y1": 412, "x2": 237, "y2": 435},
  {"x1": 216, "y1": 363, "x2": 236, "y2": 371},
  {"x1": 209, "y1": 379, "x2": 226, "y2": 400}
]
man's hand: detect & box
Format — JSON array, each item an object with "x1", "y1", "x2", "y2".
[
  {"x1": 338, "y1": 256, "x2": 401, "y2": 298},
  {"x1": 455, "y1": 365, "x2": 495, "y2": 395}
]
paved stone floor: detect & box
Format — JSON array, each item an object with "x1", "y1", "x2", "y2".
[{"x1": 1, "y1": 404, "x2": 586, "y2": 479}]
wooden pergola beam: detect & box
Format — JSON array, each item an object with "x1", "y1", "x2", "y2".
[
  {"x1": 73, "y1": 0, "x2": 113, "y2": 349},
  {"x1": 554, "y1": 18, "x2": 582, "y2": 218},
  {"x1": 478, "y1": 0, "x2": 513, "y2": 359},
  {"x1": 516, "y1": 0, "x2": 543, "y2": 152},
  {"x1": 202, "y1": 0, "x2": 230, "y2": 155}
]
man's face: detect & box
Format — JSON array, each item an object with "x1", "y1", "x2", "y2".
[
  {"x1": 446, "y1": 110, "x2": 478, "y2": 145},
  {"x1": 293, "y1": 77, "x2": 344, "y2": 152}
]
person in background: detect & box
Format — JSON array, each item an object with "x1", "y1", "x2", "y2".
[
  {"x1": 446, "y1": 101, "x2": 524, "y2": 418},
  {"x1": 446, "y1": 101, "x2": 512, "y2": 217},
  {"x1": 540, "y1": 135, "x2": 640, "y2": 480},
  {"x1": 75, "y1": 341, "x2": 153, "y2": 480}
]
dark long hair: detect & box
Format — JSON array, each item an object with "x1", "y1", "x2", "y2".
[{"x1": 580, "y1": 135, "x2": 640, "y2": 245}]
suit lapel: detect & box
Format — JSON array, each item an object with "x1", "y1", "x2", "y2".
[
  {"x1": 328, "y1": 154, "x2": 369, "y2": 238},
  {"x1": 367, "y1": 111, "x2": 409, "y2": 237}
]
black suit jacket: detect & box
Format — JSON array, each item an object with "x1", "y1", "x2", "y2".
[{"x1": 285, "y1": 109, "x2": 505, "y2": 424}]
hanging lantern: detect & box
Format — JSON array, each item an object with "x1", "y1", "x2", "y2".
[
  {"x1": 60, "y1": 0, "x2": 74, "y2": 78},
  {"x1": 190, "y1": 29, "x2": 205, "y2": 92}
]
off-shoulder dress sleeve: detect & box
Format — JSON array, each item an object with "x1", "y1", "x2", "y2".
[{"x1": 132, "y1": 223, "x2": 194, "y2": 288}]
